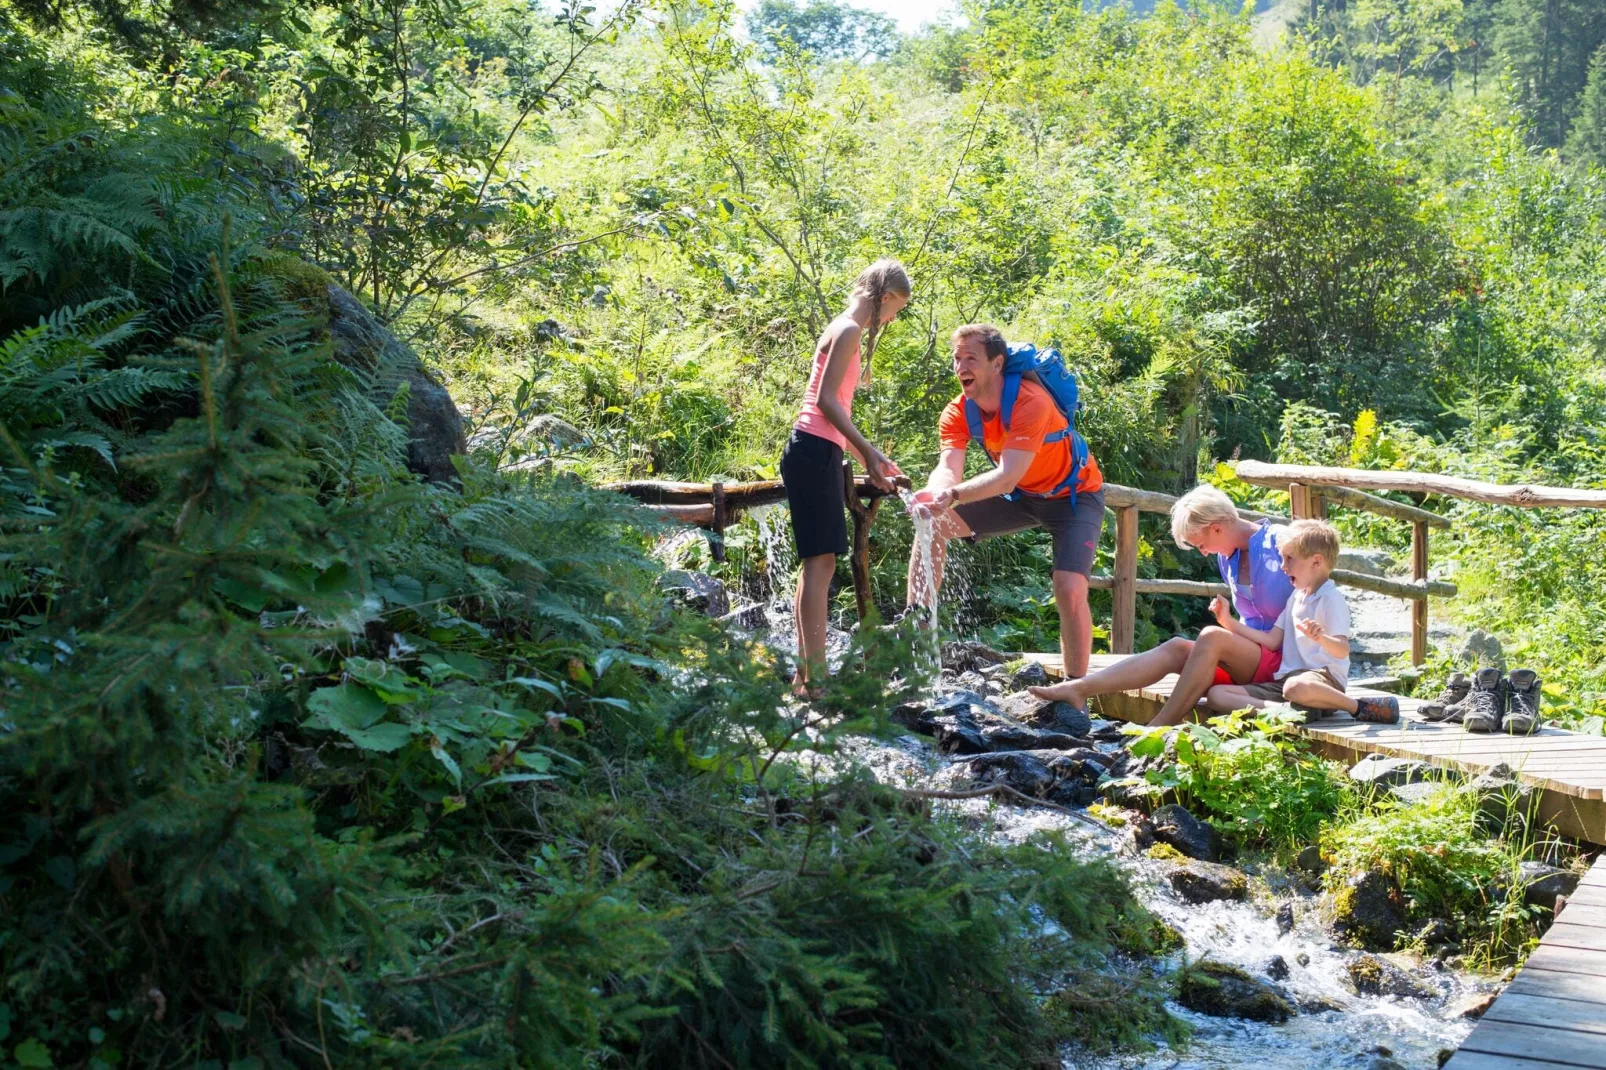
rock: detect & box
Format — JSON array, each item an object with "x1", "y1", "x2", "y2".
[
  {"x1": 934, "y1": 716, "x2": 989, "y2": 756},
  {"x1": 1276, "y1": 901, "x2": 1296, "y2": 936},
  {"x1": 1338, "y1": 549, "x2": 1397, "y2": 577},
  {"x1": 1345, "y1": 954, "x2": 1439, "y2": 1000},
  {"x1": 1295, "y1": 844, "x2": 1328, "y2": 877},
  {"x1": 1516, "y1": 861, "x2": 1580, "y2": 909},
  {"x1": 1332, "y1": 870, "x2": 1407, "y2": 951},
  {"x1": 997, "y1": 691, "x2": 1093, "y2": 737},
  {"x1": 889, "y1": 701, "x2": 938, "y2": 736},
  {"x1": 1297, "y1": 993, "x2": 1348, "y2": 1013},
  {"x1": 718, "y1": 602, "x2": 768, "y2": 630},
  {"x1": 967, "y1": 752, "x2": 1055, "y2": 798},
  {"x1": 1415, "y1": 918, "x2": 1455, "y2": 946},
  {"x1": 1457, "y1": 629, "x2": 1505, "y2": 671},
  {"x1": 1177, "y1": 961, "x2": 1295, "y2": 1022},
  {"x1": 1447, "y1": 992, "x2": 1496, "y2": 1019},
  {"x1": 1386, "y1": 781, "x2": 1441, "y2": 806},
  {"x1": 1128, "y1": 813, "x2": 1156, "y2": 851},
  {"x1": 326, "y1": 283, "x2": 467, "y2": 484},
  {"x1": 1472, "y1": 763, "x2": 1535, "y2": 836},
  {"x1": 941, "y1": 640, "x2": 1008, "y2": 674},
  {"x1": 1437, "y1": 1050, "x2": 1455, "y2": 1068},
  {"x1": 1089, "y1": 719, "x2": 1128, "y2": 742},
  {"x1": 957, "y1": 670, "x2": 988, "y2": 693},
  {"x1": 1098, "y1": 777, "x2": 1171, "y2": 810},
  {"x1": 979, "y1": 723, "x2": 1088, "y2": 751},
  {"x1": 1166, "y1": 860, "x2": 1249, "y2": 904},
  {"x1": 1265, "y1": 954, "x2": 1291, "y2": 981},
  {"x1": 657, "y1": 570, "x2": 730, "y2": 618},
  {"x1": 931, "y1": 690, "x2": 995, "y2": 716},
  {"x1": 1150, "y1": 804, "x2": 1220, "y2": 862},
  {"x1": 1296, "y1": 952, "x2": 1311, "y2": 967},
  {"x1": 1007, "y1": 660, "x2": 1050, "y2": 690},
  {"x1": 1349, "y1": 755, "x2": 1432, "y2": 788}
]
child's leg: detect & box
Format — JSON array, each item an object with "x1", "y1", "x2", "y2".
[
  {"x1": 1205, "y1": 684, "x2": 1273, "y2": 713},
  {"x1": 794, "y1": 554, "x2": 837, "y2": 688},
  {"x1": 1281, "y1": 672, "x2": 1357, "y2": 714}
]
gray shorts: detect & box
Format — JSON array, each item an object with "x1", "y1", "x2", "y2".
[{"x1": 954, "y1": 489, "x2": 1105, "y2": 575}]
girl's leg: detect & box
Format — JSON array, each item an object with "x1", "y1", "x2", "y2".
[
  {"x1": 1029, "y1": 636, "x2": 1197, "y2": 706},
  {"x1": 794, "y1": 554, "x2": 837, "y2": 691},
  {"x1": 1151, "y1": 627, "x2": 1267, "y2": 726}
]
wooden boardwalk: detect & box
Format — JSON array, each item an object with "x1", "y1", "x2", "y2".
[
  {"x1": 1443, "y1": 855, "x2": 1606, "y2": 1070},
  {"x1": 1026, "y1": 653, "x2": 1606, "y2": 845}
]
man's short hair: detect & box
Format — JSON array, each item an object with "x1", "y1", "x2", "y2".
[
  {"x1": 951, "y1": 323, "x2": 1008, "y2": 362},
  {"x1": 1280, "y1": 519, "x2": 1341, "y2": 564}
]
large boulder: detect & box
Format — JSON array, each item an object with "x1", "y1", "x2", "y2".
[
  {"x1": 1348, "y1": 755, "x2": 1432, "y2": 789},
  {"x1": 966, "y1": 751, "x2": 1055, "y2": 798},
  {"x1": 325, "y1": 283, "x2": 467, "y2": 484},
  {"x1": 1344, "y1": 954, "x2": 1440, "y2": 1000},
  {"x1": 1332, "y1": 870, "x2": 1407, "y2": 951},
  {"x1": 1514, "y1": 861, "x2": 1580, "y2": 910},
  {"x1": 1150, "y1": 803, "x2": 1220, "y2": 862},
  {"x1": 1166, "y1": 859, "x2": 1249, "y2": 904},
  {"x1": 996, "y1": 691, "x2": 1093, "y2": 737},
  {"x1": 1177, "y1": 962, "x2": 1295, "y2": 1022}
]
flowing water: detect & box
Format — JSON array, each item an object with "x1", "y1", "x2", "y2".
[{"x1": 899, "y1": 489, "x2": 944, "y2": 695}]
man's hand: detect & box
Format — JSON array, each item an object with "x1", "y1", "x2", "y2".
[
  {"x1": 908, "y1": 486, "x2": 956, "y2": 520},
  {"x1": 1296, "y1": 617, "x2": 1324, "y2": 641},
  {"x1": 1209, "y1": 595, "x2": 1234, "y2": 628}
]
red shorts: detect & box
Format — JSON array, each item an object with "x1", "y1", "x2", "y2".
[{"x1": 1212, "y1": 646, "x2": 1282, "y2": 687}]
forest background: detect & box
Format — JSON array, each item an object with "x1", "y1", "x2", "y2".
[{"x1": 3, "y1": 0, "x2": 1606, "y2": 1065}]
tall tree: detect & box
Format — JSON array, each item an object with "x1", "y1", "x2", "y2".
[
  {"x1": 1564, "y1": 44, "x2": 1606, "y2": 165},
  {"x1": 1493, "y1": 0, "x2": 1606, "y2": 147}
]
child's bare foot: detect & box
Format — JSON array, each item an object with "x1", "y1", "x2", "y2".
[
  {"x1": 1028, "y1": 681, "x2": 1084, "y2": 707},
  {"x1": 790, "y1": 676, "x2": 825, "y2": 702}
]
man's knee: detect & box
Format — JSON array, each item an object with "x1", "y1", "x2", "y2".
[{"x1": 1052, "y1": 570, "x2": 1089, "y2": 602}]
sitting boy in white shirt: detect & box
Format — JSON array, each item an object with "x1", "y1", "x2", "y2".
[{"x1": 1204, "y1": 519, "x2": 1399, "y2": 724}]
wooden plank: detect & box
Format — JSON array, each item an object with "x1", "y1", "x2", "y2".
[
  {"x1": 1234, "y1": 460, "x2": 1606, "y2": 510},
  {"x1": 1545, "y1": 923, "x2": 1606, "y2": 953},
  {"x1": 1523, "y1": 942, "x2": 1606, "y2": 977},
  {"x1": 1446, "y1": 1053, "x2": 1606, "y2": 1070},
  {"x1": 1313, "y1": 482, "x2": 1452, "y2": 527},
  {"x1": 1412, "y1": 520, "x2": 1428, "y2": 666},
  {"x1": 1111, "y1": 506, "x2": 1138, "y2": 656},
  {"x1": 1454, "y1": 1019, "x2": 1606, "y2": 1067},
  {"x1": 1289, "y1": 481, "x2": 1313, "y2": 519},
  {"x1": 1506, "y1": 967, "x2": 1606, "y2": 1004},
  {"x1": 1553, "y1": 905, "x2": 1606, "y2": 930},
  {"x1": 1482, "y1": 992, "x2": 1606, "y2": 1035}
]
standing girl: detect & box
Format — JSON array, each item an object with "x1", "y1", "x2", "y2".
[{"x1": 779, "y1": 259, "x2": 911, "y2": 696}]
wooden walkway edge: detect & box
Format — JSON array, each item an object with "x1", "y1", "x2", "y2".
[
  {"x1": 1026, "y1": 653, "x2": 1606, "y2": 845},
  {"x1": 1444, "y1": 855, "x2": 1606, "y2": 1070}
]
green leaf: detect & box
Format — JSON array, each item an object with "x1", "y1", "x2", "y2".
[
  {"x1": 306, "y1": 683, "x2": 389, "y2": 730},
  {"x1": 213, "y1": 1011, "x2": 246, "y2": 1031},
  {"x1": 431, "y1": 741, "x2": 462, "y2": 787},
  {"x1": 339, "y1": 722, "x2": 415, "y2": 753},
  {"x1": 481, "y1": 772, "x2": 557, "y2": 787},
  {"x1": 15, "y1": 1037, "x2": 53, "y2": 1068},
  {"x1": 343, "y1": 657, "x2": 420, "y2": 703}
]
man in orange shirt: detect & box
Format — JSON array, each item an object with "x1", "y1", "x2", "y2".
[{"x1": 907, "y1": 323, "x2": 1105, "y2": 677}]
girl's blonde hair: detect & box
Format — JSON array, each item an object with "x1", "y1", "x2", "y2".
[
  {"x1": 1170, "y1": 484, "x2": 1242, "y2": 549},
  {"x1": 852, "y1": 258, "x2": 911, "y2": 371}
]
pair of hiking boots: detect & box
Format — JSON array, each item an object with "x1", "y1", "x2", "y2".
[{"x1": 1420, "y1": 668, "x2": 1542, "y2": 735}]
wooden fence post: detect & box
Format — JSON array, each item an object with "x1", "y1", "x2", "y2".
[
  {"x1": 1310, "y1": 494, "x2": 1327, "y2": 519},
  {"x1": 843, "y1": 461, "x2": 879, "y2": 623},
  {"x1": 1288, "y1": 482, "x2": 1312, "y2": 519},
  {"x1": 1412, "y1": 520, "x2": 1429, "y2": 666},
  {"x1": 1112, "y1": 506, "x2": 1139, "y2": 655},
  {"x1": 709, "y1": 481, "x2": 726, "y2": 562}
]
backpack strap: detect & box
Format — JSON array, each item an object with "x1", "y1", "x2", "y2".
[{"x1": 965, "y1": 377, "x2": 1087, "y2": 506}]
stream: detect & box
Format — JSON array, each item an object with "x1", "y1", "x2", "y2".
[{"x1": 660, "y1": 516, "x2": 1495, "y2": 1070}]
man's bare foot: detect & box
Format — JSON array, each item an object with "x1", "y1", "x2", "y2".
[{"x1": 1028, "y1": 681, "x2": 1084, "y2": 707}]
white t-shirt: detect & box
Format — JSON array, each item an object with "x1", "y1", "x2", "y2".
[{"x1": 1273, "y1": 579, "x2": 1351, "y2": 685}]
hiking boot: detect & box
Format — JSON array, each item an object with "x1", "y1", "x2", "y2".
[
  {"x1": 1353, "y1": 695, "x2": 1400, "y2": 725},
  {"x1": 1504, "y1": 669, "x2": 1542, "y2": 735},
  {"x1": 1460, "y1": 668, "x2": 1507, "y2": 733},
  {"x1": 1420, "y1": 672, "x2": 1470, "y2": 723}
]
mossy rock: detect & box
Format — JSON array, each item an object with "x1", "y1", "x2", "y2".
[
  {"x1": 1331, "y1": 870, "x2": 1406, "y2": 951},
  {"x1": 258, "y1": 252, "x2": 334, "y2": 316},
  {"x1": 1147, "y1": 842, "x2": 1185, "y2": 862},
  {"x1": 1176, "y1": 961, "x2": 1294, "y2": 1022}
]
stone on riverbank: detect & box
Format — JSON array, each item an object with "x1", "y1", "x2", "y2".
[
  {"x1": 1348, "y1": 755, "x2": 1432, "y2": 788},
  {"x1": 1344, "y1": 954, "x2": 1439, "y2": 1000},
  {"x1": 997, "y1": 691, "x2": 1093, "y2": 737},
  {"x1": 965, "y1": 751, "x2": 1056, "y2": 798},
  {"x1": 1515, "y1": 860, "x2": 1580, "y2": 909},
  {"x1": 657, "y1": 571, "x2": 730, "y2": 617},
  {"x1": 1332, "y1": 870, "x2": 1407, "y2": 951},
  {"x1": 1150, "y1": 803, "x2": 1220, "y2": 862},
  {"x1": 1006, "y1": 659, "x2": 1050, "y2": 690},
  {"x1": 1472, "y1": 763, "x2": 1534, "y2": 837},
  {"x1": 1177, "y1": 961, "x2": 1294, "y2": 1022},
  {"x1": 1447, "y1": 992, "x2": 1496, "y2": 1019},
  {"x1": 1166, "y1": 859, "x2": 1249, "y2": 904}
]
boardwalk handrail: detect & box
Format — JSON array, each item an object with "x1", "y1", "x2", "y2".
[{"x1": 1234, "y1": 460, "x2": 1606, "y2": 510}]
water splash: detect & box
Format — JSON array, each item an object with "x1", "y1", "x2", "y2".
[{"x1": 900, "y1": 489, "x2": 943, "y2": 695}]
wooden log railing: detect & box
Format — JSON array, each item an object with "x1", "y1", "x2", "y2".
[{"x1": 605, "y1": 463, "x2": 1516, "y2": 659}]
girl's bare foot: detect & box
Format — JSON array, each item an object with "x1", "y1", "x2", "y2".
[
  {"x1": 1028, "y1": 681, "x2": 1084, "y2": 706},
  {"x1": 791, "y1": 676, "x2": 825, "y2": 702}
]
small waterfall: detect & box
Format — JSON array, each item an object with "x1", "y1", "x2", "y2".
[{"x1": 900, "y1": 489, "x2": 944, "y2": 695}]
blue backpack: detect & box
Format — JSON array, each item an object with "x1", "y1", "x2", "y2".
[{"x1": 963, "y1": 342, "x2": 1090, "y2": 505}]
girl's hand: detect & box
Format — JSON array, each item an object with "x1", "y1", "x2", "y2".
[
  {"x1": 1296, "y1": 618, "x2": 1324, "y2": 641},
  {"x1": 1209, "y1": 595, "x2": 1233, "y2": 628},
  {"x1": 865, "y1": 450, "x2": 897, "y2": 492}
]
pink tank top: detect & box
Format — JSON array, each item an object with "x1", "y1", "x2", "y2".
[{"x1": 792, "y1": 324, "x2": 860, "y2": 449}]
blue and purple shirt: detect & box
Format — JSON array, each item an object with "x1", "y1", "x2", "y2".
[{"x1": 1216, "y1": 519, "x2": 1293, "y2": 632}]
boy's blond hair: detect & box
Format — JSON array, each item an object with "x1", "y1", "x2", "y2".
[
  {"x1": 1170, "y1": 484, "x2": 1241, "y2": 549},
  {"x1": 1280, "y1": 518, "x2": 1340, "y2": 565}
]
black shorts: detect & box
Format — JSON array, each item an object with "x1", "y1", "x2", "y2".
[
  {"x1": 954, "y1": 488, "x2": 1106, "y2": 575},
  {"x1": 780, "y1": 429, "x2": 847, "y2": 558}
]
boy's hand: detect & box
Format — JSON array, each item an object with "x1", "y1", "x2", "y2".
[
  {"x1": 1209, "y1": 595, "x2": 1233, "y2": 628},
  {"x1": 1296, "y1": 618, "x2": 1324, "y2": 641}
]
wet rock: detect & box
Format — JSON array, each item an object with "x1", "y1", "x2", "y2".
[
  {"x1": 1296, "y1": 952, "x2": 1311, "y2": 968},
  {"x1": 1387, "y1": 781, "x2": 1441, "y2": 805},
  {"x1": 1048, "y1": 781, "x2": 1100, "y2": 807},
  {"x1": 1345, "y1": 954, "x2": 1439, "y2": 999},
  {"x1": 997, "y1": 691, "x2": 1093, "y2": 737},
  {"x1": 1344, "y1": 1052, "x2": 1406, "y2": 1070},
  {"x1": 1265, "y1": 954, "x2": 1291, "y2": 981},
  {"x1": 889, "y1": 701, "x2": 938, "y2": 736},
  {"x1": 979, "y1": 723, "x2": 1088, "y2": 751},
  {"x1": 1332, "y1": 870, "x2": 1407, "y2": 951},
  {"x1": 1437, "y1": 1050, "x2": 1455, "y2": 1068},
  {"x1": 1295, "y1": 844, "x2": 1328, "y2": 877},
  {"x1": 1297, "y1": 993, "x2": 1346, "y2": 1013},
  {"x1": 1349, "y1": 755, "x2": 1432, "y2": 788},
  {"x1": 934, "y1": 716, "x2": 989, "y2": 756},
  {"x1": 1276, "y1": 901, "x2": 1296, "y2": 936},
  {"x1": 1177, "y1": 961, "x2": 1294, "y2": 1022},
  {"x1": 1415, "y1": 918, "x2": 1455, "y2": 946},
  {"x1": 957, "y1": 670, "x2": 989, "y2": 693},
  {"x1": 1089, "y1": 719, "x2": 1128, "y2": 742},
  {"x1": 931, "y1": 690, "x2": 996, "y2": 716},
  {"x1": 1447, "y1": 992, "x2": 1496, "y2": 1019},
  {"x1": 1516, "y1": 861, "x2": 1580, "y2": 909},
  {"x1": 1166, "y1": 859, "x2": 1249, "y2": 904},
  {"x1": 1007, "y1": 659, "x2": 1050, "y2": 690},
  {"x1": 657, "y1": 570, "x2": 730, "y2": 617},
  {"x1": 1150, "y1": 803, "x2": 1220, "y2": 862},
  {"x1": 967, "y1": 752, "x2": 1055, "y2": 798},
  {"x1": 1128, "y1": 813, "x2": 1156, "y2": 851},
  {"x1": 1098, "y1": 777, "x2": 1171, "y2": 810},
  {"x1": 326, "y1": 283, "x2": 467, "y2": 484},
  {"x1": 941, "y1": 640, "x2": 1008, "y2": 674},
  {"x1": 1057, "y1": 747, "x2": 1114, "y2": 769},
  {"x1": 718, "y1": 602, "x2": 768, "y2": 631}
]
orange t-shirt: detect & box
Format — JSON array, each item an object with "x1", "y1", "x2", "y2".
[{"x1": 937, "y1": 380, "x2": 1103, "y2": 498}]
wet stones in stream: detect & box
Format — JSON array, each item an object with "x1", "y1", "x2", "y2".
[
  {"x1": 1331, "y1": 870, "x2": 1408, "y2": 951},
  {"x1": 956, "y1": 749, "x2": 1109, "y2": 806},
  {"x1": 895, "y1": 691, "x2": 1102, "y2": 756},
  {"x1": 1511, "y1": 860, "x2": 1580, "y2": 909},
  {"x1": 996, "y1": 691, "x2": 1093, "y2": 737},
  {"x1": 1164, "y1": 859, "x2": 1249, "y2": 904},
  {"x1": 1149, "y1": 803, "x2": 1220, "y2": 861},
  {"x1": 1177, "y1": 961, "x2": 1295, "y2": 1022},
  {"x1": 1344, "y1": 954, "x2": 1441, "y2": 1000}
]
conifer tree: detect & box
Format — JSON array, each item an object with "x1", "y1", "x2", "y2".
[{"x1": 1565, "y1": 44, "x2": 1606, "y2": 166}]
